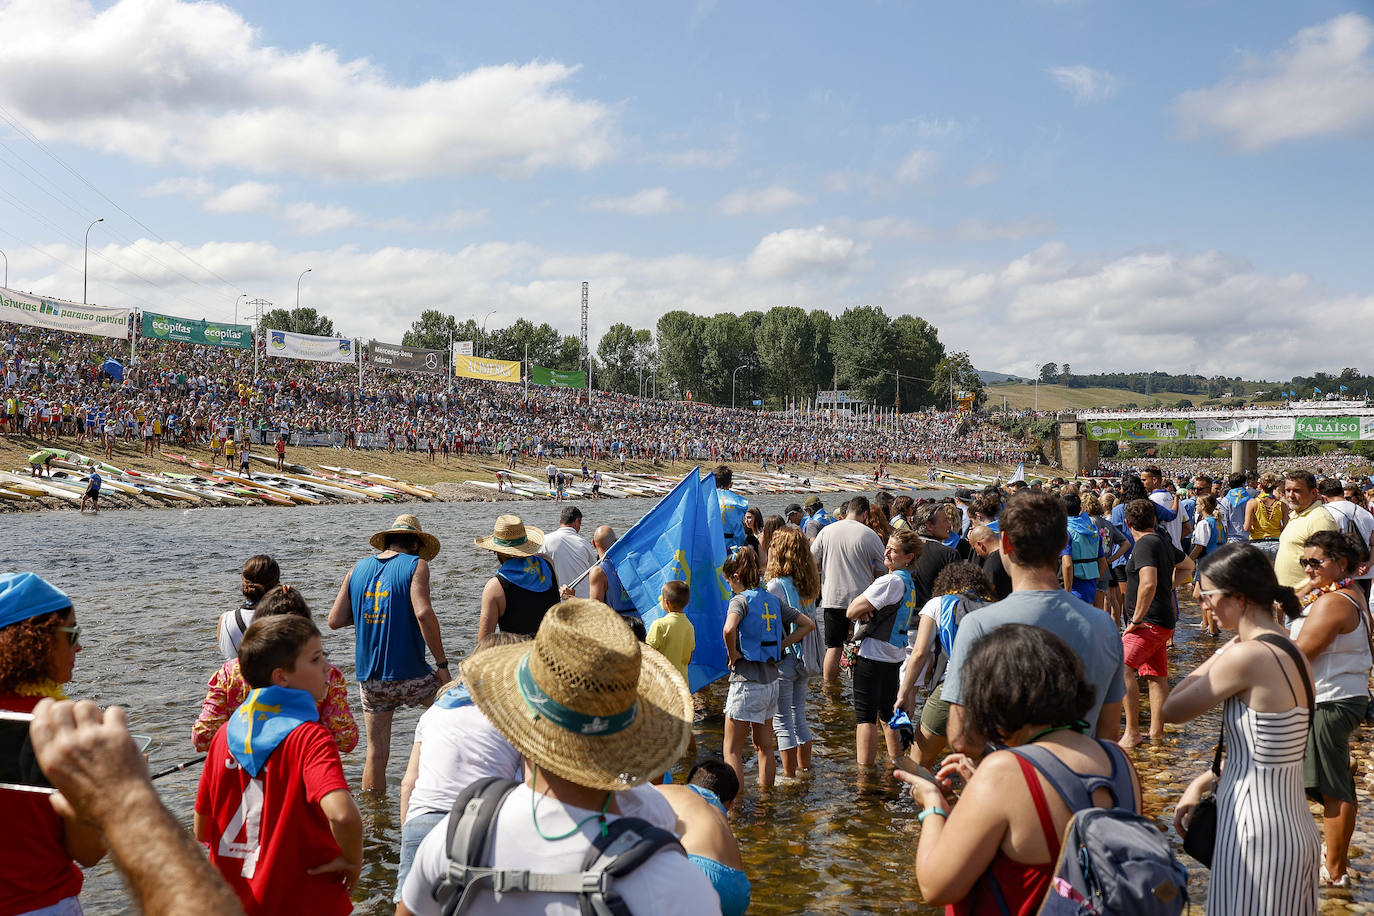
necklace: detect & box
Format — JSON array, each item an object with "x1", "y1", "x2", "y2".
[
  {"x1": 529, "y1": 765, "x2": 612, "y2": 841},
  {"x1": 1301, "y1": 577, "x2": 1354, "y2": 607},
  {"x1": 1025, "y1": 721, "x2": 1087, "y2": 744}
]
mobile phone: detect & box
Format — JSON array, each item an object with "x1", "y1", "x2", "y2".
[
  {"x1": 0, "y1": 711, "x2": 53, "y2": 794},
  {"x1": 893, "y1": 758, "x2": 937, "y2": 784}
]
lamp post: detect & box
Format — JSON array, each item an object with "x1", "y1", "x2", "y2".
[
  {"x1": 295, "y1": 269, "x2": 311, "y2": 332},
  {"x1": 480, "y1": 308, "x2": 496, "y2": 357},
  {"x1": 732, "y1": 364, "x2": 747, "y2": 409},
  {"x1": 234, "y1": 293, "x2": 247, "y2": 325},
  {"x1": 83, "y1": 218, "x2": 104, "y2": 303}
]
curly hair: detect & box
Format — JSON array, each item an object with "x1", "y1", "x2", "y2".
[
  {"x1": 867, "y1": 505, "x2": 892, "y2": 542},
  {"x1": 0, "y1": 611, "x2": 66, "y2": 692},
  {"x1": 933, "y1": 561, "x2": 993, "y2": 600},
  {"x1": 764, "y1": 526, "x2": 819, "y2": 604}
]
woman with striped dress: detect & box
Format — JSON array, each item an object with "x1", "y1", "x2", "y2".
[{"x1": 1164, "y1": 543, "x2": 1319, "y2": 915}]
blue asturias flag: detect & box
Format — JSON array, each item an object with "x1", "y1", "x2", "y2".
[
  {"x1": 1340, "y1": 385, "x2": 1349, "y2": 392},
  {"x1": 605, "y1": 467, "x2": 730, "y2": 692},
  {"x1": 1314, "y1": 387, "x2": 1323, "y2": 394},
  {"x1": 225, "y1": 686, "x2": 319, "y2": 777}
]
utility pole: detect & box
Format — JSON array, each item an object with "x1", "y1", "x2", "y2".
[
  {"x1": 246, "y1": 298, "x2": 272, "y2": 379},
  {"x1": 581, "y1": 282, "x2": 591, "y2": 404}
]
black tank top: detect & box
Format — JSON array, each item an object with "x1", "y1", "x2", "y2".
[{"x1": 497, "y1": 575, "x2": 560, "y2": 636}]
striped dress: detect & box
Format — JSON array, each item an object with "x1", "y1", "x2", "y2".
[{"x1": 1208, "y1": 696, "x2": 1319, "y2": 915}]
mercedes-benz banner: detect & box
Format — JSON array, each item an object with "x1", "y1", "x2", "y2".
[{"x1": 369, "y1": 339, "x2": 446, "y2": 374}]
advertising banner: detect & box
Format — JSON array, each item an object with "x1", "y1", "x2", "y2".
[
  {"x1": 454, "y1": 355, "x2": 521, "y2": 383},
  {"x1": 455, "y1": 340, "x2": 474, "y2": 356},
  {"x1": 1295, "y1": 416, "x2": 1360, "y2": 440},
  {"x1": 368, "y1": 339, "x2": 445, "y2": 374},
  {"x1": 141, "y1": 310, "x2": 251, "y2": 349},
  {"x1": 815, "y1": 389, "x2": 858, "y2": 405},
  {"x1": 266, "y1": 329, "x2": 355, "y2": 364},
  {"x1": 1190, "y1": 418, "x2": 1295, "y2": 441},
  {"x1": 1084, "y1": 418, "x2": 1194, "y2": 441},
  {"x1": 529, "y1": 365, "x2": 586, "y2": 388},
  {"x1": 0, "y1": 286, "x2": 131, "y2": 339}
]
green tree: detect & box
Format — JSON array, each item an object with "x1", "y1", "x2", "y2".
[
  {"x1": 485, "y1": 319, "x2": 564, "y2": 366},
  {"x1": 755, "y1": 307, "x2": 815, "y2": 405},
  {"x1": 1039, "y1": 362, "x2": 1059, "y2": 382},
  {"x1": 891, "y1": 314, "x2": 945, "y2": 410},
  {"x1": 931, "y1": 351, "x2": 986, "y2": 410},
  {"x1": 808, "y1": 310, "x2": 834, "y2": 398},
  {"x1": 401, "y1": 310, "x2": 473, "y2": 350},
  {"x1": 259, "y1": 307, "x2": 336, "y2": 337},
  {"x1": 555, "y1": 335, "x2": 583, "y2": 371},
  {"x1": 700, "y1": 314, "x2": 759, "y2": 405},
  {"x1": 656, "y1": 311, "x2": 708, "y2": 400},
  {"x1": 831, "y1": 305, "x2": 895, "y2": 403},
  {"x1": 597, "y1": 323, "x2": 653, "y2": 394}
]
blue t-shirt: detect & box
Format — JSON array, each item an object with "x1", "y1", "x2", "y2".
[
  {"x1": 941, "y1": 589, "x2": 1126, "y2": 731},
  {"x1": 347, "y1": 552, "x2": 431, "y2": 682}
]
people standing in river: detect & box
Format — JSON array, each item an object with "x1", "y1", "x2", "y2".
[
  {"x1": 764, "y1": 526, "x2": 823, "y2": 778},
  {"x1": 1165, "y1": 543, "x2": 1320, "y2": 914},
  {"x1": 216, "y1": 554, "x2": 281, "y2": 660},
  {"x1": 328, "y1": 514, "x2": 450, "y2": 793},
  {"x1": 811, "y1": 495, "x2": 886, "y2": 683},
  {"x1": 1276, "y1": 470, "x2": 1338, "y2": 588},
  {"x1": 657, "y1": 759, "x2": 751, "y2": 916},
  {"x1": 542, "y1": 506, "x2": 598, "y2": 600},
  {"x1": 0, "y1": 573, "x2": 107, "y2": 916},
  {"x1": 1245, "y1": 472, "x2": 1289, "y2": 560},
  {"x1": 475, "y1": 514, "x2": 559, "y2": 639}
]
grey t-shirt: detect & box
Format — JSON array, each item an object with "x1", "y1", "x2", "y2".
[
  {"x1": 941, "y1": 589, "x2": 1126, "y2": 730},
  {"x1": 810, "y1": 519, "x2": 887, "y2": 609},
  {"x1": 727, "y1": 592, "x2": 800, "y2": 683}
]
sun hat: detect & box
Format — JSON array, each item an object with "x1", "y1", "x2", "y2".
[
  {"x1": 369, "y1": 513, "x2": 441, "y2": 561},
  {"x1": 0, "y1": 573, "x2": 73, "y2": 630},
  {"x1": 462, "y1": 598, "x2": 692, "y2": 791},
  {"x1": 803, "y1": 495, "x2": 822, "y2": 510},
  {"x1": 784, "y1": 502, "x2": 803, "y2": 517},
  {"x1": 473, "y1": 515, "x2": 544, "y2": 558}
]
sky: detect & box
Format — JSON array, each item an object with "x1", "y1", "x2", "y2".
[{"x1": 0, "y1": 0, "x2": 1370, "y2": 381}]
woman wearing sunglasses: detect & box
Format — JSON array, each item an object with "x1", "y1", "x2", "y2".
[
  {"x1": 1289, "y1": 530, "x2": 1372, "y2": 887},
  {"x1": 0, "y1": 572, "x2": 105, "y2": 916}
]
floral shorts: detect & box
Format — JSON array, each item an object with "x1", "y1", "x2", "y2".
[{"x1": 358, "y1": 673, "x2": 440, "y2": 713}]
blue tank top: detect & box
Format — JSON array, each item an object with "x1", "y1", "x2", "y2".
[
  {"x1": 597, "y1": 558, "x2": 638, "y2": 615},
  {"x1": 735, "y1": 588, "x2": 783, "y2": 663},
  {"x1": 348, "y1": 553, "x2": 430, "y2": 681}
]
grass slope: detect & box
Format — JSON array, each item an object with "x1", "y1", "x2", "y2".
[{"x1": 989, "y1": 383, "x2": 1202, "y2": 412}]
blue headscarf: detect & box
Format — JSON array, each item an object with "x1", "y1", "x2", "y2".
[
  {"x1": 498, "y1": 555, "x2": 555, "y2": 592},
  {"x1": 0, "y1": 573, "x2": 72, "y2": 630},
  {"x1": 225, "y1": 686, "x2": 319, "y2": 777}
]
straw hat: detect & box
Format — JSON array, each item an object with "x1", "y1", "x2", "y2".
[
  {"x1": 462, "y1": 598, "x2": 692, "y2": 791},
  {"x1": 473, "y1": 515, "x2": 544, "y2": 558},
  {"x1": 369, "y1": 514, "x2": 441, "y2": 561}
]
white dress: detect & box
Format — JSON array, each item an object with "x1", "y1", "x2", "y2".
[{"x1": 1207, "y1": 696, "x2": 1319, "y2": 915}]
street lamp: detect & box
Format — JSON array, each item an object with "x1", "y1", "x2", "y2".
[
  {"x1": 480, "y1": 308, "x2": 496, "y2": 357},
  {"x1": 235, "y1": 293, "x2": 247, "y2": 325},
  {"x1": 295, "y1": 269, "x2": 311, "y2": 332},
  {"x1": 83, "y1": 218, "x2": 104, "y2": 303},
  {"x1": 732, "y1": 364, "x2": 748, "y2": 409}
]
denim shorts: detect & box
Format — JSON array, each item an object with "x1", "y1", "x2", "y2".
[
  {"x1": 725, "y1": 679, "x2": 779, "y2": 724},
  {"x1": 395, "y1": 809, "x2": 446, "y2": 902}
]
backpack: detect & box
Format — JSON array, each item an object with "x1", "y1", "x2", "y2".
[
  {"x1": 1008, "y1": 743, "x2": 1188, "y2": 916},
  {"x1": 432, "y1": 777, "x2": 685, "y2": 916},
  {"x1": 1067, "y1": 516, "x2": 1102, "y2": 582}
]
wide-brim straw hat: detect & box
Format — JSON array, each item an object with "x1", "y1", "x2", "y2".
[
  {"x1": 462, "y1": 598, "x2": 692, "y2": 791},
  {"x1": 473, "y1": 515, "x2": 544, "y2": 558},
  {"x1": 369, "y1": 513, "x2": 441, "y2": 561}
]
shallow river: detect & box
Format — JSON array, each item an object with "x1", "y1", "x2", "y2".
[{"x1": 10, "y1": 496, "x2": 1374, "y2": 913}]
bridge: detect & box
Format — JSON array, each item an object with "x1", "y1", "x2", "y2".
[{"x1": 1056, "y1": 401, "x2": 1374, "y2": 475}]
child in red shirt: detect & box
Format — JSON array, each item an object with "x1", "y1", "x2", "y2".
[{"x1": 195, "y1": 615, "x2": 362, "y2": 916}]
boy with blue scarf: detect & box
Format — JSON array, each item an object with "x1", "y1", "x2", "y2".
[{"x1": 195, "y1": 616, "x2": 362, "y2": 916}]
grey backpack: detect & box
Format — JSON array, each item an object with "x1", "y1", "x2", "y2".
[{"x1": 1009, "y1": 742, "x2": 1188, "y2": 916}]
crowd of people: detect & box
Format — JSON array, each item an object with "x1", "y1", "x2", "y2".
[
  {"x1": 1, "y1": 321, "x2": 1036, "y2": 467},
  {"x1": 5, "y1": 455, "x2": 1374, "y2": 915}
]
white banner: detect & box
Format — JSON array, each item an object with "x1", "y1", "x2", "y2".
[
  {"x1": 0, "y1": 286, "x2": 132, "y2": 339},
  {"x1": 266, "y1": 329, "x2": 355, "y2": 364},
  {"x1": 455, "y1": 340, "x2": 474, "y2": 356}
]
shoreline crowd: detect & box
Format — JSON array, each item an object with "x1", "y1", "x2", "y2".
[{"x1": 4, "y1": 457, "x2": 1374, "y2": 914}]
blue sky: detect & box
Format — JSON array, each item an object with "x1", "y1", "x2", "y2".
[{"x1": 0, "y1": 0, "x2": 1370, "y2": 380}]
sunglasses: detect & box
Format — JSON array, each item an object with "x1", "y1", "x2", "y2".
[
  {"x1": 55, "y1": 625, "x2": 81, "y2": 647},
  {"x1": 1298, "y1": 557, "x2": 1329, "y2": 569}
]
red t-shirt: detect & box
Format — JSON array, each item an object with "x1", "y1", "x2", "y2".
[
  {"x1": 195, "y1": 721, "x2": 352, "y2": 916},
  {"x1": 0, "y1": 695, "x2": 83, "y2": 916}
]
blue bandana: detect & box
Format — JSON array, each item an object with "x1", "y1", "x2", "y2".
[
  {"x1": 225, "y1": 686, "x2": 319, "y2": 777},
  {"x1": 498, "y1": 555, "x2": 554, "y2": 592},
  {"x1": 0, "y1": 573, "x2": 72, "y2": 630},
  {"x1": 434, "y1": 682, "x2": 474, "y2": 709}
]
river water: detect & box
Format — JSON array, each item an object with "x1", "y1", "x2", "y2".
[{"x1": 10, "y1": 496, "x2": 1374, "y2": 913}]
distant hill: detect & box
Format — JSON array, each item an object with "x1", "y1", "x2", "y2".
[
  {"x1": 987, "y1": 382, "x2": 1205, "y2": 412},
  {"x1": 977, "y1": 369, "x2": 1030, "y2": 384}
]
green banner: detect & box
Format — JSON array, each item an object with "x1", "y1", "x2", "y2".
[
  {"x1": 1295, "y1": 416, "x2": 1360, "y2": 440},
  {"x1": 1084, "y1": 418, "x2": 1194, "y2": 441},
  {"x1": 141, "y1": 311, "x2": 252, "y2": 349},
  {"x1": 530, "y1": 365, "x2": 586, "y2": 388}
]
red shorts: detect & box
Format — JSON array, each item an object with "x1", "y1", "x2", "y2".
[{"x1": 1122, "y1": 624, "x2": 1173, "y2": 678}]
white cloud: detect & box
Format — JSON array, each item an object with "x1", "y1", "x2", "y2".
[
  {"x1": 718, "y1": 185, "x2": 808, "y2": 215},
  {"x1": 955, "y1": 217, "x2": 1055, "y2": 241},
  {"x1": 895, "y1": 149, "x2": 938, "y2": 184},
  {"x1": 0, "y1": 0, "x2": 616, "y2": 180},
  {"x1": 747, "y1": 226, "x2": 867, "y2": 279},
  {"x1": 1176, "y1": 13, "x2": 1374, "y2": 150},
  {"x1": 590, "y1": 187, "x2": 683, "y2": 215},
  {"x1": 203, "y1": 181, "x2": 279, "y2": 214},
  {"x1": 963, "y1": 165, "x2": 1000, "y2": 187},
  {"x1": 1045, "y1": 65, "x2": 1119, "y2": 103},
  {"x1": 915, "y1": 119, "x2": 961, "y2": 138},
  {"x1": 283, "y1": 203, "x2": 362, "y2": 235},
  {"x1": 895, "y1": 242, "x2": 1370, "y2": 378}
]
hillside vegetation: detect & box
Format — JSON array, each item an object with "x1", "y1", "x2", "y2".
[{"x1": 989, "y1": 383, "x2": 1204, "y2": 412}]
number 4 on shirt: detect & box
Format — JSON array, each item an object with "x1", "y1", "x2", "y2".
[{"x1": 218, "y1": 778, "x2": 265, "y2": 878}]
